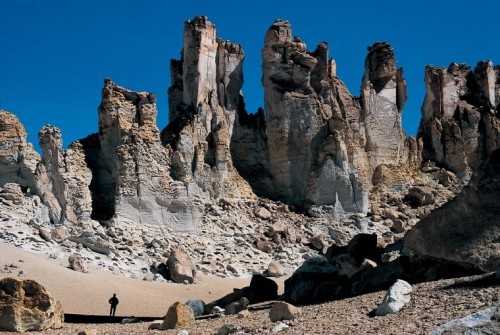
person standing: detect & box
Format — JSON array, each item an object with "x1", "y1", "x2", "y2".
[{"x1": 108, "y1": 293, "x2": 119, "y2": 316}]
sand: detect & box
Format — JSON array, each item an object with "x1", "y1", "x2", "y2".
[{"x1": 0, "y1": 241, "x2": 288, "y2": 317}]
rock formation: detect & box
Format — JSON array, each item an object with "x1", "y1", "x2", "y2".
[
  {"x1": 404, "y1": 148, "x2": 500, "y2": 272},
  {"x1": 361, "y1": 42, "x2": 408, "y2": 168},
  {"x1": 37, "y1": 126, "x2": 93, "y2": 225},
  {"x1": 163, "y1": 16, "x2": 254, "y2": 199},
  {"x1": 0, "y1": 110, "x2": 39, "y2": 191},
  {"x1": 418, "y1": 61, "x2": 500, "y2": 179},
  {"x1": 260, "y1": 20, "x2": 412, "y2": 213},
  {"x1": 79, "y1": 79, "x2": 203, "y2": 231},
  {"x1": 0, "y1": 277, "x2": 64, "y2": 332}
]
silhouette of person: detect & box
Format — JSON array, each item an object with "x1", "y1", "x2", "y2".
[{"x1": 108, "y1": 293, "x2": 119, "y2": 316}]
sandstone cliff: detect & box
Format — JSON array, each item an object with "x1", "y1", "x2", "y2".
[
  {"x1": 80, "y1": 79, "x2": 201, "y2": 230},
  {"x1": 0, "y1": 110, "x2": 39, "y2": 192},
  {"x1": 162, "y1": 16, "x2": 254, "y2": 199},
  {"x1": 260, "y1": 20, "x2": 412, "y2": 213},
  {"x1": 37, "y1": 126, "x2": 92, "y2": 225},
  {"x1": 418, "y1": 61, "x2": 500, "y2": 179}
]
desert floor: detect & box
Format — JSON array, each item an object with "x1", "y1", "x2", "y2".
[{"x1": 1, "y1": 241, "x2": 499, "y2": 334}]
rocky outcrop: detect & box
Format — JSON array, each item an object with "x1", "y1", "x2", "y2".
[
  {"x1": 418, "y1": 61, "x2": 500, "y2": 179},
  {"x1": 262, "y1": 20, "x2": 369, "y2": 212},
  {"x1": 260, "y1": 20, "x2": 412, "y2": 213},
  {"x1": 37, "y1": 126, "x2": 93, "y2": 225},
  {"x1": 162, "y1": 16, "x2": 254, "y2": 199},
  {"x1": 0, "y1": 110, "x2": 40, "y2": 191},
  {"x1": 361, "y1": 42, "x2": 407, "y2": 169},
  {"x1": 404, "y1": 148, "x2": 500, "y2": 272},
  {"x1": 0, "y1": 277, "x2": 64, "y2": 332},
  {"x1": 79, "y1": 79, "x2": 202, "y2": 231}
]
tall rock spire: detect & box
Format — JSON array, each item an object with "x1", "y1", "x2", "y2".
[
  {"x1": 418, "y1": 61, "x2": 500, "y2": 179},
  {"x1": 361, "y1": 42, "x2": 407, "y2": 170},
  {"x1": 163, "y1": 16, "x2": 254, "y2": 198},
  {"x1": 261, "y1": 19, "x2": 370, "y2": 213}
]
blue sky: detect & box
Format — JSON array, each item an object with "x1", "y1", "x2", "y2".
[{"x1": 1, "y1": 0, "x2": 499, "y2": 152}]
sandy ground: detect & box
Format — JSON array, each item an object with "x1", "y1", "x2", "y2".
[
  {"x1": 0, "y1": 241, "x2": 288, "y2": 317},
  {"x1": 1, "y1": 241, "x2": 499, "y2": 334}
]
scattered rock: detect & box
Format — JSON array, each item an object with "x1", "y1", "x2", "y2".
[
  {"x1": 225, "y1": 297, "x2": 249, "y2": 315},
  {"x1": 269, "y1": 301, "x2": 302, "y2": 322},
  {"x1": 68, "y1": 253, "x2": 88, "y2": 273},
  {"x1": 167, "y1": 246, "x2": 196, "y2": 284},
  {"x1": 272, "y1": 321, "x2": 290, "y2": 333},
  {"x1": 267, "y1": 261, "x2": 285, "y2": 277},
  {"x1": 185, "y1": 299, "x2": 205, "y2": 317},
  {"x1": 161, "y1": 301, "x2": 195, "y2": 330},
  {"x1": 375, "y1": 279, "x2": 412, "y2": 316}
]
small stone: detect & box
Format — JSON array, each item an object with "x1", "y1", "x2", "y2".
[
  {"x1": 267, "y1": 261, "x2": 285, "y2": 277},
  {"x1": 272, "y1": 321, "x2": 290, "y2": 333},
  {"x1": 269, "y1": 301, "x2": 301, "y2": 322},
  {"x1": 375, "y1": 279, "x2": 412, "y2": 316},
  {"x1": 217, "y1": 323, "x2": 237, "y2": 335},
  {"x1": 77, "y1": 329, "x2": 97, "y2": 335}
]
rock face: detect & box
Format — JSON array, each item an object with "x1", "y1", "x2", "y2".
[
  {"x1": 260, "y1": 20, "x2": 412, "y2": 213},
  {"x1": 418, "y1": 61, "x2": 500, "y2": 180},
  {"x1": 0, "y1": 277, "x2": 64, "y2": 332},
  {"x1": 37, "y1": 126, "x2": 93, "y2": 225},
  {"x1": 0, "y1": 110, "x2": 40, "y2": 191},
  {"x1": 80, "y1": 79, "x2": 203, "y2": 231},
  {"x1": 404, "y1": 148, "x2": 500, "y2": 272},
  {"x1": 361, "y1": 42, "x2": 408, "y2": 168},
  {"x1": 163, "y1": 16, "x2": 254, "y2": 199}
]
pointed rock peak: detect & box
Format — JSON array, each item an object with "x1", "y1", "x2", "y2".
[
  {"x1": 265, "y1": 19, "x2": 292, "y2": 46},
  {"x1": 365, "y1": 41, "x2": 397, "y2": 83},
  {"x1": 186, "y1": 15, "x2": 214, "y2": 29}
]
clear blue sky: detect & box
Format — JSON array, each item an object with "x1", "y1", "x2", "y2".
[{"x1": 1, "y1": 0, "x2": 499, "y2": 152}]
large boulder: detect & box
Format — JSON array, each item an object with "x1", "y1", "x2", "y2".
[
  {"x1": 161, "y1": 301, "x2": 195, "y2": 330},
  {"x1": 283, "y1": 256, "x2": 339, "y2": 304},
  {"x1": 0, "y1": 277, "x2": 64, "y2": 332},
  {"x1": 167, "y1": 246, "x2": 197, "y2": 283},
  {"x1": 405, "y1": 149, "x2": 500, "y2": 272}
]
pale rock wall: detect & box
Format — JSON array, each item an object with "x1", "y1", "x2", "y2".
[
  {"x1": 261, "y1": 20, "x2": 381, "y2": 213},
  {"x1": 418, "y1": 61, "x2": 500, "y2": 179},
  {"x1": 0, "y1": 110, "x2": 40, "y2": 191},
  {"x1": 88, "y1": 79, "x2": 201, "y2": 231},
  {"x1": 37, "y1": 126, "x2": 93, "y2": 225},
  {"x1": 163, "y1": 16, "x2": 254, "y2": 199},
  {"x1": 361, "y1": 42, "x2": 407, "y2": 170}
]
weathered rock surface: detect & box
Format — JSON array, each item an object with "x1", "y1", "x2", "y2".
[
  {"x1": 269, "y1": 301, "x2": 301, "y2": 322},
  {"x1": 418, "y1": 61, "x2": 500, "y2": 180},
  {"x1": 259, "y1": 20, "x2": 415, "y2": 213},
  {"x1": 375, "y1": 279, "x2": 412, "y2": 316},
  {"x1": 167, "y1": 246, "x2": 197, "y2": 284},
  {"x1": 37, "y1": 126, "x2": 93, "y2": 225},
  {"x1": 163, "y1": 15, "x2": 254, "y2": 199},
  {"x1": 405, "y1": 148, "x2": 500, "y2": 272},
  {"x1": 0, "y1": 110, "x2": 40, "y2": 192},
  {"x1": 361, "y1": 42, "x2": 407, "y2": 169},
  {"x1": 0, "y1": 277, "x2": 63, "y2": 332},
  {"x1": 428, "y1": 304, "x2": 500, "y2": 335},
  {"x1": 161, "y1": 301, "x2": 195, "y2": 330}
]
